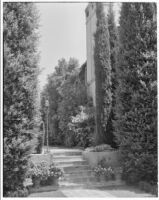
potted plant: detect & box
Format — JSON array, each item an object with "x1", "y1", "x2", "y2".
[
  {"x1": 28, "y1": 161, "x2": 49, "y2": 188},
  {"x1": 47, "y1": 163, "x2": 64, "y2": 186}
]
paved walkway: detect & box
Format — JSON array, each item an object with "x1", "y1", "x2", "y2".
[{"x1": 29, "y1": 185, "x2": 155, "y2": 197}]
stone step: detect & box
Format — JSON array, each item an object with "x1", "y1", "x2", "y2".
[
  {"x1": 61, "y1": 175, "x2": 96, "y2": 183},
  {"x1": 64, "y1": 169, "x2": 93, "y2": 177},
  {"x1": 53, "y1": 155, "x2": 83, "y2": 160},
  {"x1": 59, "y1": 182, "x2": 85, "y2": 189},
  {"x1": 52, "y1": 150, "x2": 83, "y2": 156},
  {"x1": 58, "y1": 164, "x2": 90, "y2": 172},
  {"x1": 54, "y1": 160, "x2": 87, "y2": 166}
]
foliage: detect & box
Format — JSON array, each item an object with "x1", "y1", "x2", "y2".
[
  {"x1": 3, "y1": 131, "x2": 35, "y2": 194},
  {"x1": 4, "y1": 188, "x2": 29, "y2": 197},
  {"x1": 94, "y1": 3, "x2": 112, "y2": 145},
  {"x1": 49, "y1": 163, "x2": 64, "y2": 178},
  {"x1": 94, "y1": 165, "x2": 115, "y2": 180},
  {"x1": 28, "y1": 161, "x2": 63, "y2": 187},
  {"x1": 106, "y1": 3, "x2": 119, "y2": 148},
  {"x1": 3, "y1": 2, "x2": 39, "y2": 195},
  {"x1": 57, "y1": 62, "x2": 88, "y2": 146},
  {"x1": 68, "y1": 102, "x2": 95, "y2": 148},
  {"x1": 114, "y1": 3, "x2": 157, "y2": 185},
  {"x1": 138, "y1": 181, "x2": 158, "y2": 196},
  {"x1": 41, "y1": 58, "x2": 92, "y2": 147},
  {"x1": 28, "y1": 161, "x2": 50, "y2": 180}
]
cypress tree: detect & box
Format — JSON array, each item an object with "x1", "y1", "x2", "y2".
[
  {"x1": 94, "y1": 3, "x2": 112, "y2": 145},
  {"x1": 3, "y1": 2, "x2": 39, "y2": 195},
  {"x1": 105, "y1": 3, "x2": 119, "y2": 148},
  {"x1": 114, "y1": 3, "x2": 157, "y2": 184}
]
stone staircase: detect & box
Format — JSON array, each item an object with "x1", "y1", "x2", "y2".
[{"x1": 52, "y1": 148, "x2": 124, "y2": 189}]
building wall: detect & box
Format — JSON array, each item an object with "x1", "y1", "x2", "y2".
[{"x1": 85, "y1": 3, "x2": 96, "y2": 106}]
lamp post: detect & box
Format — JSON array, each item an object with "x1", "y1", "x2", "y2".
[
  {"x1": 42, "y1": 121, "x2": 45, "y2": 154},
  {"x1": 45, "y1": 100, "x2": 49, "y2": 153}
]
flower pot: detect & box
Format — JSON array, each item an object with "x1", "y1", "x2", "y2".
[
  {"x1": 40, "y1": 179, "x2": 49, "y2": 186},
  {"x1": 48, "y1": 176, "x2": 59, "y2": 186},
  {"x1": 32, "y1": 177, "x2": 41, "y2": 188}
]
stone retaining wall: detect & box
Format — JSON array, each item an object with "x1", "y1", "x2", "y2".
[{"x1": 82, "y1": 150, "x2": 120, "y2": 168}]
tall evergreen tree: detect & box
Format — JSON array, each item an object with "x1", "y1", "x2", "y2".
[
  {"x1": 105, "y1": 3, "x2": 119, "y2": 147},
  {"x1": 3, "y1": 2, "x2": 39, "y2": 195},
  {"x1": 94, "y1": 3, "x2": 111, "y2": 145},
  {"x1": 114, "y1": 3, "x2": 157, "y2": 184}
]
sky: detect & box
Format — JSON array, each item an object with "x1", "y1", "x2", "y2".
[
  {"x1": 36, "y1": 3, "x2": 87, "y2": 90},
  {"x1": 36, "y1": 2, "x2": 121, "y2": 90}
]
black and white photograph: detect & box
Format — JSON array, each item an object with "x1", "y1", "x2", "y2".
[{"x1": 2, "y1": 0, "x2": 157, "y2": 198}]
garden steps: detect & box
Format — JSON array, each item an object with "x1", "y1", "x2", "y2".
[
  {"x1": 27, "y1": 147, "x2": 126, "y2": 194},
  {"x1": 50, "y1": 147, "x2": 125, "y2": 190}
]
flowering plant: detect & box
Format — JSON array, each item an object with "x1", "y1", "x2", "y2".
[
  {"x1": 94, "y1": 165, "x2": 115, "y2": 180},
  {"x1": 49, "y1": 163, "x2": 64, "y2": 178},
  {"x1": 28, "y1": 161, "x2": 50, "y2": 180}
]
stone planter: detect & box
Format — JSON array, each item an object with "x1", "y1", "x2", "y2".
[
  {"x1": 95, "y1": 176, "x2": 100, "y2": 182},
  {"x1": 100, "y1": 175, "x2": 105, "y2": 182},
  {"x1": 83, "y1": 150, "x2": 120, "y2": 168},
  {"x1": 47, "y1": 176, "x2": 59, "y2": 186},
  {"x1": 40, "y1": 179, "x2": 49, "y2": 186},
  {"x1": 32, "y1": 177, "x2": 41, "y2": 188}
]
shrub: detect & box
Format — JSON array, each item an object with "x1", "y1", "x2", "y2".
[
  {"x1": 68, "y1": 105, "x2": 95, "y2": 148},
  {"x1": 3, "y1": 132, "x2": 35, "y2": 196},
  {"x1": 28, "y1": 161, "x2": 50, "y2": 181},
  {"x1": 139, "y1": 181, "x2": 158, "y2": 196},
  {"x1": 3, "y1": 2, "x2": 39, "y2": 195},
  {"x1": 114, "y1": 3, "x2": 157, "y2": 185},
  {"x1": 5, "y1": 187, "x2": 29, "y2": 197}
]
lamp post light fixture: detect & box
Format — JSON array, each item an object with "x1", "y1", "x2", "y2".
[{"x1": 45, "y1": 100, "x2": 49, "y2": 153}]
